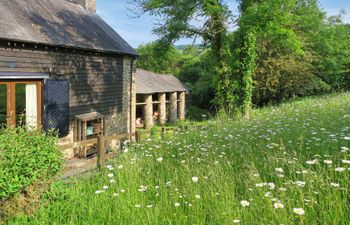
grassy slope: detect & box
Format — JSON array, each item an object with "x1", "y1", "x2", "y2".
[{"x1": 8, "y1": 93, "x2": 350, "y2": 225}]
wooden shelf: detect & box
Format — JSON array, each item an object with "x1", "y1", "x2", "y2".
[{"x1": 74, "y1": 112, "x2": 105, "y2": 158}]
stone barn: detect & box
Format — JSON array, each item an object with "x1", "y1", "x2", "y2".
[
  {"x1": 0, "y1": 0, "x2": 137, "y2": 159},
  {"x1": 135, "y1": 69, "x2": 190, "y2": 130}
]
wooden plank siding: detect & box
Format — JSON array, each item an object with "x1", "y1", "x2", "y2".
[{"x1": 0, "y1": 42, "x2": 125, "y2": 119}]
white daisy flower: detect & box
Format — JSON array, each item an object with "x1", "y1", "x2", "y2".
[
  {"x1": 293, "y1": 208, "x2": 305, "y2": 216},
  {"x1": 192, "y1": 176, "x2": 199, "y2": 183},
  {"x1": 240, "y1": 200, "x2": 250, "y2": 207},
  {"x1": 323, "y1": 160, "x2": 332, "y2": 165},
  {"x1": 335, "y1": 167, "x2": 345, "y2": 172},
  {"x1": 275, "y1": 168, "x2": 284, "y2": 173},
  {"x1": 341, "y1": 160, "x2": 350, "y2": 164},
  {"x1": 274, "y1": 202, "x2": 284, "y2": 209},
  {"x1": 331, "y1": 183, "x2": 340, "y2": 188},
  {"x1": 306, "y1": 159, "x2": 318, "y2": 165}
]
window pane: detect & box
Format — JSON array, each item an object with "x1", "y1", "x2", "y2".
[
  {"x1": 15, "y1": 83, "x2": 38, "y2": 129},
  {"x1": 0, "y1": 84, "x2": 6, "y2": 127},
  {"x1": 16, "y1": 84, "x2": 26, "y2": 127},
  {"x1": 25, "y1": 84, "x2": 38, "y2": 129}
]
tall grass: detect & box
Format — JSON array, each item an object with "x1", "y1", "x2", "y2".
[{"x1": 7, "y1": 93, "x2": 350, "y2": 225}]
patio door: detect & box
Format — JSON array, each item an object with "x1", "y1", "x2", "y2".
[{"x1": 0, "y1": 81, "x2": 42, "y2": 129}]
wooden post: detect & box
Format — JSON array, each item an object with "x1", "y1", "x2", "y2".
[
  {"x1": 169, "y1": 92, "x2": 178, "y2": 123},
  {"x1": 97, "y1": 135, "x2": 105, "y2": 167},
  {"x1": 159, "y1": 93, "x2": 166, "y2": 125},
  {"x1": 135, "y1": 131, "x2": 141, "y2": 143},
  {"x1": 161, "y1": 127, "x2": 166, "y2": 140},
  {"x1": 178, "y1": 92, "x2": 186, "y2": 121}
]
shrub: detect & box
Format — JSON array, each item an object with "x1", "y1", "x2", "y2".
[
  {"x1": 0, "y1": 128, "x2": 61, "y2": 201},
  {"x1": 186, "y1": 106, "x2": 214, "y2": 121}
]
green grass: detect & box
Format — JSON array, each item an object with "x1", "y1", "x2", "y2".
[{"x1": 7, "y1": 93, "x2": 350, "y2": 225}]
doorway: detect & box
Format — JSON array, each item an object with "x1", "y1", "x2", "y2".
[{"x1": 0, "y1": 80, "x2": 42, "y2": 129}]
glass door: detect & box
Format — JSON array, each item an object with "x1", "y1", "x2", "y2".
[{"x1": 0, "y1": 81, "x2": 42, "y2": 129}]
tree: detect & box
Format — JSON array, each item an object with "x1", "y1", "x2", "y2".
[
  {"x1": 312, "y1": 15, "x2": 350, "y2": 90},
  {"x1": 136, "y1": 42, "x2": 182, "y2": 74},
  {"x1": 131, "y1": 0, "x2": 234, "y2": 112},
  {"x1": 234, "y1": 0, "x2": 333, "y2": 106}
]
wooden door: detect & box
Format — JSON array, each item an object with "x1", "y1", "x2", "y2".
[{"x1": 0, "y1": 80, "x2": 42, "y2": 128}]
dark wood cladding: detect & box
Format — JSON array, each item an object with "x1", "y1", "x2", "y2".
[{"x1": 0, "y1": 42, "x2": 125, "y2": 118}]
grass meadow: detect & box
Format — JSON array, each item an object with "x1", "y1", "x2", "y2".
[{"x1": 7, "y1": 93, "x2": 350, "y2": 225}]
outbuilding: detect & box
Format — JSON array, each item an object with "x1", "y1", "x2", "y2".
[
  {"x1": 0, "y1": 0, "x2": 137, "y2": 159},
  {"x1": 135, "y1": 69, "x2": 190, "y2": 130}
]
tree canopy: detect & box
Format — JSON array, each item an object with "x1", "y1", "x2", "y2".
[{"x1": 134, "y1": 0, "x2": 350, "y2": 115}]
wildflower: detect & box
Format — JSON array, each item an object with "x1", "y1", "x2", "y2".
[
  {"x1": 157, "y1": 157, "x2": 163, "y2": 162},
  {"x1": 107, "y1": 173, "x2": 114, "y2": 178},
  {"x1": 278, "y1": 187, "x2": 287, "y2": 192},
  {"x1": 293, "y1": 208, "x2": 305, "y2": 216},
  {"x1": 109, "y1": 179, "x2": 116, "y2": 183},
  {"x1": 117, "y1": 165, "x2": 124, "y2": 169},
  {"x1": 264, "y1": 192, "x2": 272, "y2": 198},
  {"x1": 306, "y1": 159, "x2": 318, "y2": 165},
  {"x1": 192, "y1": 176, "x2": 199, "y2": 183},
  {"x1": 120, "y1": 189, "x2": 126, "y2": 193},
  {"x1": 341, "y1": 160, "x2": 350, "y2": 164},
  {"x1": 341, "y1": 146, "x2": 349, "y2": 152},
  {"x1": 240, "y1": 200, "x2": 250, "y2": 207},
  {"x1": 95, "y1": 190, "x2": 104, "y2": 194},
  {"x1": 147, "y1": 205, "x2": 154, "y2": 208},
  {"x1": 195, "y1": 194, "x2": 201, "y2": 199},
  {"x1": 275, "y1": 168, "x2": 284, "y2": 173},
  {"x1": 335, "y1": 167, "x2": 345, "y2": 172},
  {"x1": 323, "y1": 160, "x2": 332, "y2": 164},
  {"x1": 233, "y1": 219, "x2": 240, "y2": 223},
  {"x1": 135, "y1": 204, "x2": 141, "y2": 208},
  {"x1": 274, "y1": 202, "x2": 284, "y2": 209},
  {"x1": 295, "y1": 181, "x2": 306, "y2": 187},
  {"x1": 113, "y1": 193, "x2": 118, "y2": 197},
  {"x1": 103, "y1": 186, "x2": 109, "y2": 189},
  {"x1": 256, "y1": 183, "x2": 266, "y2": 187},
  {"x1": 174, "y1": 203, "x2": 180, "y2": 207},
  {"x1": 268, "y1": 182, "x2": 276, "y2": 190},
  {"x1": 331, "y1": 183, "x2": 340, "y2": 188},
  {"x1": 106, "y1": 165, "x2": 114, "y2": 170},
  {"x1": 344, "y1": 137, "x2": 350, "y2": 140}
]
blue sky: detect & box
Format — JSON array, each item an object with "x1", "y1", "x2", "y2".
[{"x1": 96, "y1": 0, "x2": 350, "y2": 48}]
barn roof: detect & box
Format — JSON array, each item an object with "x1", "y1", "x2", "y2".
[
  {"x1": 136, "y1": 69, "x2": 190, "y2": 94},
  {"x1": 0, "y1": 0, "x2": 137, "y2": 56}
]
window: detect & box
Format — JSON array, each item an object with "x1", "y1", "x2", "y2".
[{"x1": 0, "y1": 80, "x2": 42, "y2": 129}]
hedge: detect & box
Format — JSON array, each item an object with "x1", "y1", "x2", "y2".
[{"x1": 0, "y1": 128, "x2": 61, "y2": 200}]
